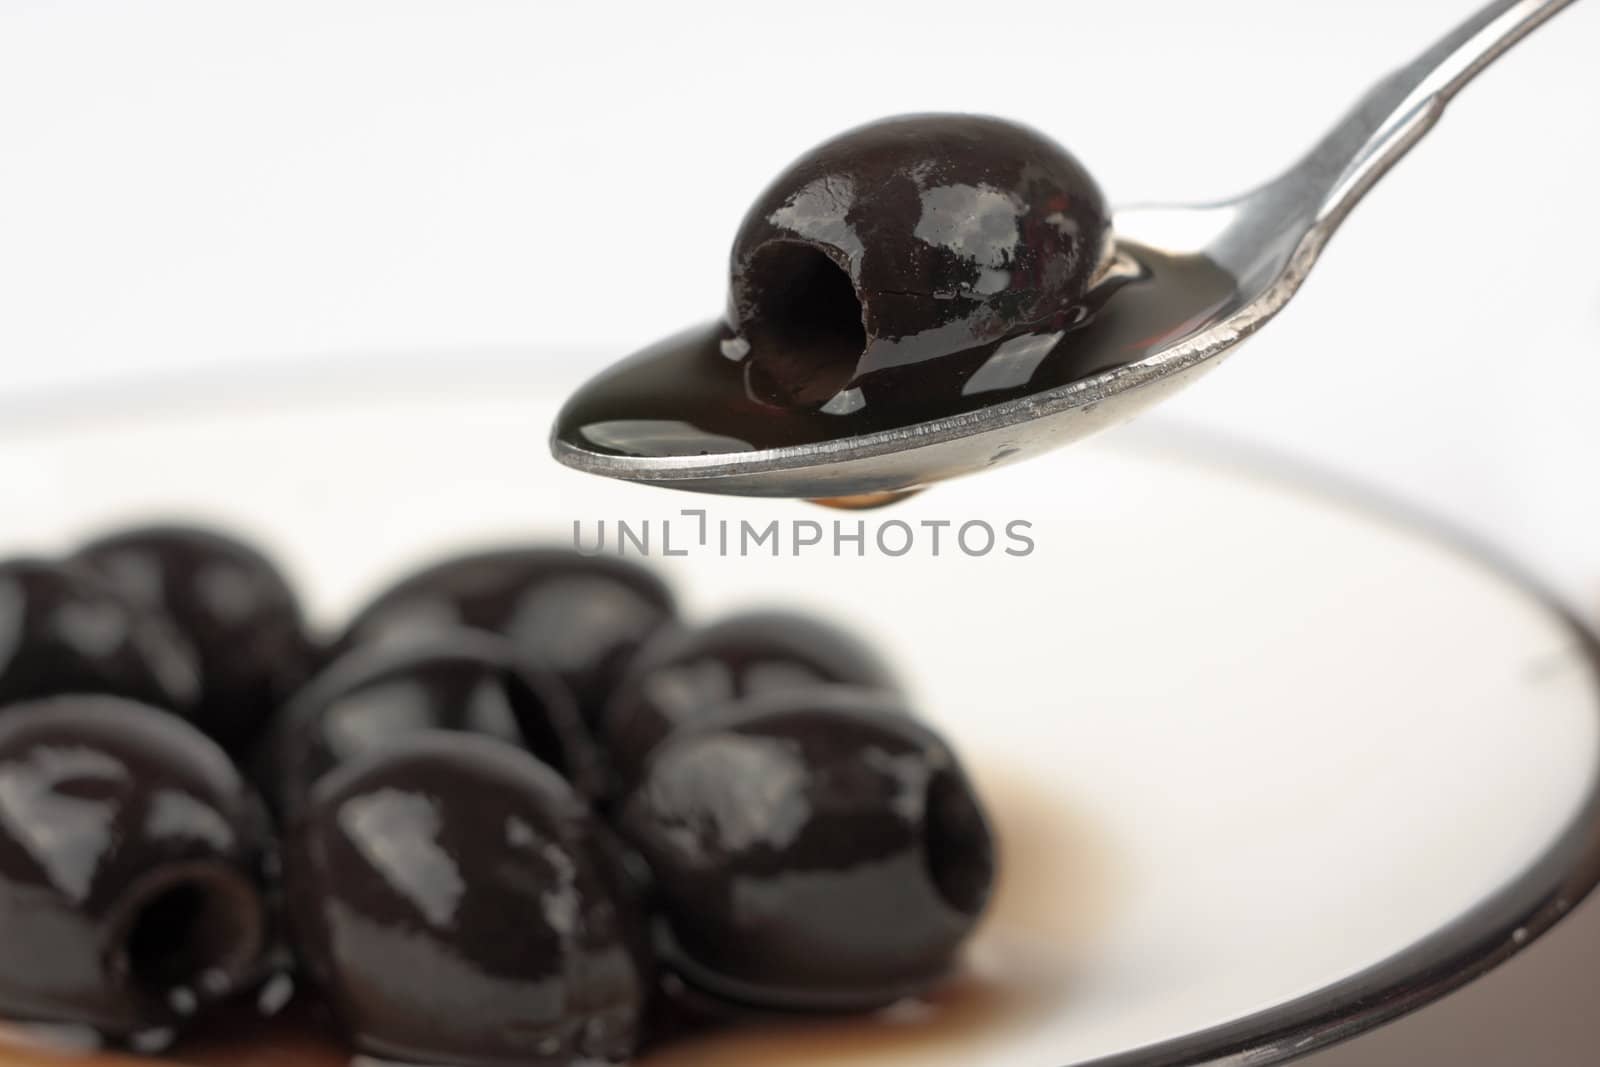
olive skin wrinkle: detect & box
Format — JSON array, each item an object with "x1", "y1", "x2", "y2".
[
  {"x1": 618, "y1": 687, "x2": 995, "y2": 1013},
  {"x1": 336, "y1": 549, "x2": 678, "y2": 735},
  {"x1": 602, "y1": 610, "x2": 899, "y2": 785},
  {"x1": 285, "y1": 733, "x2": 647, "y2": 1067},
  {"x1": 0, "y1": 696, "x2": 273, "y2": 1046},
  {"x1": 74, "y1": 525, "x2": 318, "y2": 757}
]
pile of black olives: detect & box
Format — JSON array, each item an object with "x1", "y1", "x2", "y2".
[{"x1": 0, "y1": 523, "x2": 995, "y2": 1065}]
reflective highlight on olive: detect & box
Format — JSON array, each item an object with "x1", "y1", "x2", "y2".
[
  {"x1": 74, "y1": 525, "x2": 317, "y2": 756},
  {"x1": 285, "y1": 733, "x2": 647, "y2": 1066},
  {"x1": 730, "y1": 113, "x2": 1112, "y2": 408},
  {"x1": 0, "y1": 696, "x2": 272, "y2": 1046},
  {"x1": 618, "y1": 688, "x2": 994, "y2": 1012},
  {"x1": 603, "y1": 610, "x2": 898, "y2": 785},
  {"x1": 0, "y1": 558, "x2": 199, "y2": 716},
  {"x1": 260, "y1": 628, "x2": 598, "y2": 819},
  {"x1": 337, "y1": 549, "x2": 677, "y2": 733}
]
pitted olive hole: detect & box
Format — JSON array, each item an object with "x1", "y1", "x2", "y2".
[
  {"x1": 122, "y1": 867, "x2": 265, "y2": 1004},
  {"x1": 743, "y1": 242, "x2": 866, "y2": 410},
  {"x1": 923, "y1": 770, "x2": 994, "y2": 917}
]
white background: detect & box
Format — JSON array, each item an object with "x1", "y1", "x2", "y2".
[{"x1": 1, "y1": 0, "x2": 1597, "y2": 608}]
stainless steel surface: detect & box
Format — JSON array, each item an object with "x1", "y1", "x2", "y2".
[{"x1": 552, "y1": 0, "x2": 1579, "y2": 498}]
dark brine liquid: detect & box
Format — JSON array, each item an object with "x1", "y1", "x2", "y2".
[{"x1": 554, "y1": 241, "x2": 1239, "y2": 460}]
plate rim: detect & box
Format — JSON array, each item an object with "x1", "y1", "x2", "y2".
[{"x1": 1073, "y1": 425, "x2": 1600, "y2": 1067}]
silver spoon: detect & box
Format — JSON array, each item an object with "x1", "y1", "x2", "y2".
[{"x1": 552, "y1": 0, "x2": 1578, "y2": 499}]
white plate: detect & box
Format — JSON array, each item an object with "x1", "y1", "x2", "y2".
[{"x1": 1, "y1": 358, "x2": 1597, "y2": 1067}]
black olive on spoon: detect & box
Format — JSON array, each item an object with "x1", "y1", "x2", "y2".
[
  {"x1": 73, "y1": 524, "x2": 317, "y2": 757},
  {"x1": 553, "y1": 112, "x2": 1133, "y2": 490},
  {"x1": 0, "y1": 696, "x2": 273, "y2": 1048},
  {"x1": 554, "y1": 3, "x2": 1574, "y2": 498},
  {"x1": 284, "y1": 733, "x2": 647, "y2": 1067},
  {"x1": 729, "y1": 112, "x2": 1112, "y2": 411}
]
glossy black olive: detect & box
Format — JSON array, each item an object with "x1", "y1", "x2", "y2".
[
  {"x1": 0, "y1": 558, "x2": 199, "y2": 714},
  {"x1": 617, "y1": 687, "x2": 994, "y2": 1012},
  {"x1": 0, "y1": 696, "x2": 273, "y2": 1046},
  {"x1": 73, "y1": 524, "x2": 317, "y2": 756},
  {"x1": 260, "y1": 628, "x2": 599, "y2": 820},
  {"x1": 336, "y1": 548, "x2": 677, "y2": 733},
  {"x1": 285, "y1": 732, "x2": 646, "y2": 1067},
  {"x1": 602, "y1": 610, "x2": 898, "y2": 785},
  {"x1": 729, "y1": 113, "x2": 1111, "y2": 408}
]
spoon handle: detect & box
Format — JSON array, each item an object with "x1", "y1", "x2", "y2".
[{"x1": 1295, "y1": 0, "x2": 1579, "y2": 231}]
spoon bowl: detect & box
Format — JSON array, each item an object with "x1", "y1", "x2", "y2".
[{"x1": 551, "y1": 0, "x2": 1577, "y2": 499}]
